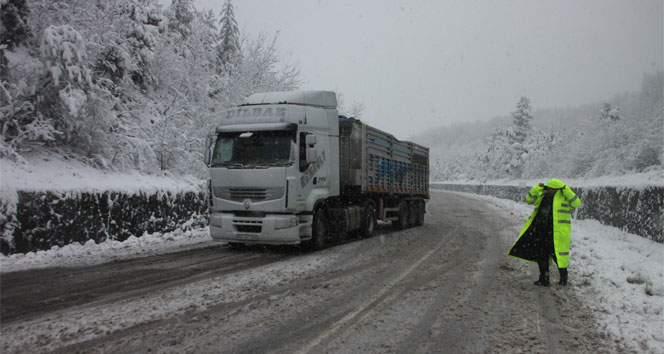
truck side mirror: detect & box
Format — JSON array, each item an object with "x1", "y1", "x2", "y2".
[
  {"x1": 306, "y1": 147, "x2": 317, "y2": 163},
  {"x1": 205, "y1": 135, "x2": 215, "y2": 166},
  {"x1": 305, "y1": 134, "x2": 317, "y2": 146}
]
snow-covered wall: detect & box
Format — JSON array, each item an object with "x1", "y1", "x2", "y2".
[
  {"x1": 431, "y1": 184, "x2": 663, "y2": 243},
  {"x1": 1, "y1": 191, "x2": 207, "y2": 255}
]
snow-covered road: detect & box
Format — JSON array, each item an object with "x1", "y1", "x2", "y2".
[{"x1": 1, "y1": 191, "x2": 662, "y2": 353}]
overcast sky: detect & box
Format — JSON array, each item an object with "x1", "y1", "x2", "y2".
[{"x1": 188, "y1": 0, "x2": 662, "y2": 139}]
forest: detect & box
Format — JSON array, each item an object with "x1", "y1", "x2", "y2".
[
  {"x1": 1, "y1": 0, "x2": 662, "y2": 183},
  {"x1": 417, "y1": 72, "x2": 663, "y2": 182},
  {"x1": 1, "y1": 0, "x2": 300, "y2": 178}
]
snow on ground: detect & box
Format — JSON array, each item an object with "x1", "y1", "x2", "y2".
[
  {"x1": 0, "y1": 153, "x2": 204, "y2": 194},
  {"x1": 1, "y1": 191, "x2": 662, "y2": 352},
  {"x1": 455, "y1": 191, "x2": 664, "y2": 353},
  {"x1": 0, "y1": 227, "x2": 214, "y2": 273},
  {"x1": 0, "y1": 240, "x2": 340, "y2": 354}
]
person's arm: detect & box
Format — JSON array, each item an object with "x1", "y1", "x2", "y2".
[
  {"x1": 526, "y1": 183, "x2": 545, "y2": 204},
  {"x1": 562, "y1": 185, "x2": 581, "y2": 208}
]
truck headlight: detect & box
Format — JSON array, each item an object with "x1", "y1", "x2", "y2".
[{"x1": 275, "y1": 217, "x2": 298, "y2": 230}]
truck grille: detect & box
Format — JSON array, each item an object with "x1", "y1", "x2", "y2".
[
  {"x1": 233, "y1": 219, "x2": 263, "y2": 233},
  {"x1": 236, "y1": 225, "x2": 262, "y2": 233},
  {"x1": 213, "y1": 187, "x2": 284, "y2": 202}
]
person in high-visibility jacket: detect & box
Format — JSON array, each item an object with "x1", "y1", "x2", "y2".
[{"x1": 508, "y1": 178, "x2": 581, "y2": 286}]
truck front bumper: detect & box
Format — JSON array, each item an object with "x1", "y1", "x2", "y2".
[{"x1": 209, "y1": 213, "x2": 313, "y2": 245}]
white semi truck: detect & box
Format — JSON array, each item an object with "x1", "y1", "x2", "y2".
[{"x1": 205, "y1": 90, "x2": 429, "y2": 249}]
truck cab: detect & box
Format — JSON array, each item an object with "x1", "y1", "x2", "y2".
[{"x1": 206, "y1": 91, "x2": 340, "y2": 245}]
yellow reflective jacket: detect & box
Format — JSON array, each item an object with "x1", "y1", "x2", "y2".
[{"x1": 508, "y1": 179, "x2": 581, "y2": 268}]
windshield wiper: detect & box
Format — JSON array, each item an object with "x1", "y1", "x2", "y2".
[
  {"x1": 216, "y1": 162, "x2": 244, "y2": 168},
  {"x1": 267, "y1": 162, "x2": 292, "y2": 167},
  {"x1": 252, "y1": 162, "x2": 291, "y2": 168}
]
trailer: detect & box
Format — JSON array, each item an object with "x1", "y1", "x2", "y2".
[{"x1": 206, "y1": 90, "x2": 429, "y2": 249}]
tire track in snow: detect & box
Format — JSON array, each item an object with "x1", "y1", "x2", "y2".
[
  {"x1": 43, "y1": 230, "x2": 435, "y2": 354},
  {"x1": 294, "y1": 237, "x2": 450, "y2": 354},
  {"x1": 1, "y1": 245, "x2": 290, "y2": 322},
  {"x1": 221, "y1": 224, "x2": 459, "y2": 354},
  {"x1": 412, "y1": 206, "x2": 509, "y2": 353}
]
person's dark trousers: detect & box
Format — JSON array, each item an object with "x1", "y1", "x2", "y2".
[
  {"x1": 535, "y1": 259, "x2": 550, "y2": 286},
  {"x1": 538, "y1": 258, "x2": 568, "y2": 286},
  {"x1": 559, "y1": 267, "x2": 568, "y2": 285}
]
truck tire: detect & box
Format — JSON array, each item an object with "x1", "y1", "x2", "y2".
[
  {"x1": 308, "y1": 208, "x2": 327, "y2": 250},
  {"x1": 360, "y1": 204, "x2": 376, "y2": 238},
  {"x1": 392, "y1": 201, "x2": 409, "y2": 230},
  {"x1": 415, "y1": 201, "x2": 425, "y2": 226},
  {"x1": 408, "y1": 201, "x2": 418, "y2": 227}
]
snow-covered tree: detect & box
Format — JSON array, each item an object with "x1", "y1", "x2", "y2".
[
  {"x1": 168, "y1": 0, "x2": 195, "y2": 39},
  {"x1": 217, "y1": 0, "x2": 240, "y2": 68},
  {"x1": 482, "y1": 126, "x2": 512, "y2": 178},
  {"x1": 598, "y1": 102, "x2": 621, "y2": 121},
  {"x1": 478, "y1": 96, "x2": 535, "y2": 178},
  {"x1": 0, "y1": 0, "x2": 32, "y2": 49},
  {"x1": 40, "y1": 25, "x2": 91, "y2": 89},
  {"x1": 510, "y1": 96, "x2": 533, "y2": 144},
  {"x1": 1, "y1": 0, "x2": 301, "y2": 176}
]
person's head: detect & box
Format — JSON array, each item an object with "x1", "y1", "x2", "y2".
[{"x1": 543, "y1": 178, "x2": 565, "y2": 196}]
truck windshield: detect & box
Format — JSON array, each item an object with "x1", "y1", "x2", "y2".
[{"x1": 211, "y1": 130, "x2": 296, "y2": 168}]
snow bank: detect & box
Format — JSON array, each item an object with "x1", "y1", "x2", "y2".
[
  {"x1": 0, "y1": 155, "x2": 207, "y2": 255},
  {"x1": 431, "y1": 182, "x2": 664, "y2": 243},
  {"x1": 0, "y1": 154, "x2": 202, "y2": 194},
  {"x1": 0, "y1": 228, "x2": 213, "y2": 273}
]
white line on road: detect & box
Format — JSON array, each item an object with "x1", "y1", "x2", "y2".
[{"x1": 295, "y1": 240, "x2": 446, "y2": 354}]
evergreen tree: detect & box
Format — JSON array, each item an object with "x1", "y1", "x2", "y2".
[
  {"x1": 168, "y1": 0, "x2": 195, "y2": 39},
  {"x1": 217, "y1": 0, "x2": 240, "y2": 68},
  {"x1": 0, "y1": 0, "x2": 32, "y2": 49},
  {"x1": 510, "y1": 96, "x2": 533, "y2": 144}
]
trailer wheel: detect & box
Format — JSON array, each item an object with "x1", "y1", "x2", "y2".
[
  {"x1": 415, "y1": 201, "x2": 425, "y2": 226},
  {"x1": 392, "y1": 201, "x2": 409, "y2": 230},
  {"x1": 360, "y1": 204, "x2": 376, "y2": 238},
  {"x1": 308, "y1": 208, "x2": 327, "y2": 250}
]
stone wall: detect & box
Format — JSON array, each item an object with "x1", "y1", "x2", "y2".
[
  {"x1": 2, "y1": 183, "x2": 661, "y2": 255},
  {"x1": 1, "y1": 190, "x2": 207, "y2": 255},
  {"x1": 431, "y1": 183, "x2": 663, "y2": 243}
]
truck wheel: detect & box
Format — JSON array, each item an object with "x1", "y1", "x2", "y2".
[
  {"x1": 308, "y1": 208, "x2": 327, "y2": 250},
  {"x1": 415, "y1": 201, "x2": 425, "y2": 226},
  {"x1": 392, "y1": 201, "x2": 408, "y2": 230},
  {"x1": 360, "y1": 204, "x2": 376, "y2": 238},
  {"x1": 408, "y1": 201, "x2": 418, "y2": 227}
]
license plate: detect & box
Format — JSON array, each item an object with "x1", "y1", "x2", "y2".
[{"x1": 236, "y1": 234, "x2": 258, "y2": 241}]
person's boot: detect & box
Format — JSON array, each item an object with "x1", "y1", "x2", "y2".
[
  {"x1": 559, "y1": 268, "x2": 568, "y2": 285},
  {"x1": 534, "y1": 271, "x2": 550, "y2": 286}
]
